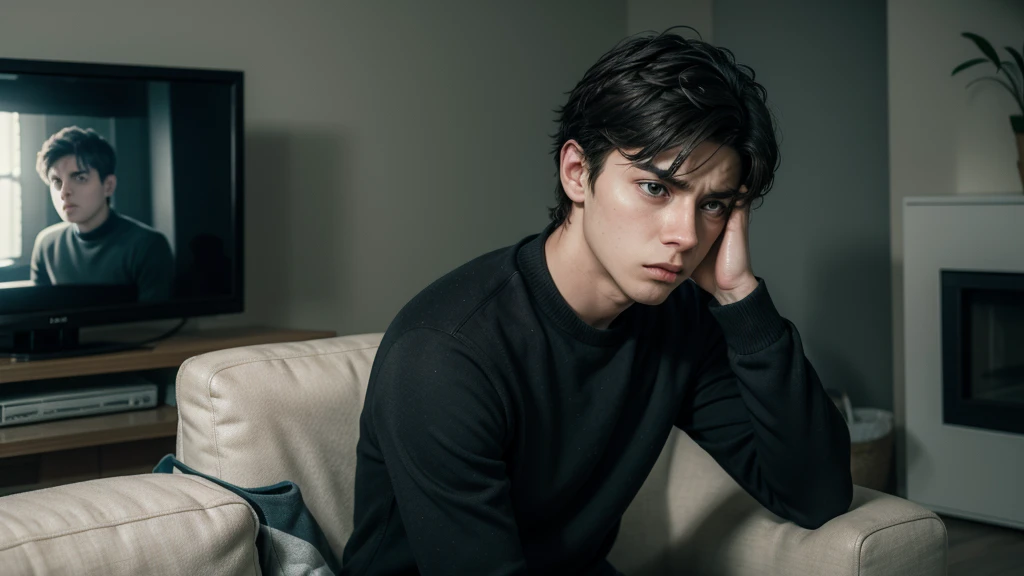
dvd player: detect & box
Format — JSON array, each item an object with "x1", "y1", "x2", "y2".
[{"x1": 0, "y1": 383, "x2": 158, "y2": 427}]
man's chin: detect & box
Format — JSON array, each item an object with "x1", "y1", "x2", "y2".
[
  {"x1": 64, "y1": 209, "x2": 99, "y2": 224},
  {"x1": 629, "y1": 286, "x2": 677, "y2": 306}
]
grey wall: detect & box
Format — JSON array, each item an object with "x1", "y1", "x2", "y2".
[
  {"x1": 627, "y1": 0, "x2": 713, "y2": 41},
  {"x1": 0, "y1": 0, "x2": 626, "y2": 335},
  {"x1": 714, "y1": 0, "x2": 892, "y2": 412}
]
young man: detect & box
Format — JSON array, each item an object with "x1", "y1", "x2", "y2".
[
  {"x1": 30, "y1": 126, "x2": 175, "y2": 302},
  {"x1": 341, "y1": 30, "x2": 853, "y2": 575}
]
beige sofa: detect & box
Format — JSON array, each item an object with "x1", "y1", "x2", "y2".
[{"x1": 0, "y1": 333, "x2": 947, "y2": 575}]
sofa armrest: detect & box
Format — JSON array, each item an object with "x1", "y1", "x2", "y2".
[
  {"x1": 0, "y1": 473, "x2": 259, "y2": 576},
  {"x1": 663, "y1": 484, "x2": 946, "y2": 576},
  {"x1": 610, "y1": 430, "x2": 947, "y2": 576}
]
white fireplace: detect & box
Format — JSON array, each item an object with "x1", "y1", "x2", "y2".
[{"x1": 903, "y1": 195, "x2": 1024, "y2": 529}]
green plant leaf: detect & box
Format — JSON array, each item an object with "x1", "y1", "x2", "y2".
[
  {"x1": 1007, "y1": 47, "x2": 1024, "y2": 81},
  {"x1": 963, "y1": 32, "x2": 1001, "y2": 70},
  {"x1": 965, "y1": 75, "x2": 1016, "y2": 98},
  {"x1": 999, "y1": 61, "x2": 1022, "y2": 86},
  {"x1": 952, "y1": 57, "x2": 989, "y2": 75},
  {"x1": 1001, "y1": 61, "x2": 1024, "y2": 105}
]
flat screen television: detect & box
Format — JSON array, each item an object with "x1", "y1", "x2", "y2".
[{"x1": 0, "y1": 57, "x2": 244, "y2": 359}]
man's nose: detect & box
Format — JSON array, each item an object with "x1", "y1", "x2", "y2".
[{"x1": 662, "y1": 203, "x2": 699, "y2": 251}]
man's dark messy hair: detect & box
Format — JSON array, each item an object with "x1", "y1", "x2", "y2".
[
  {"x1": 549, "y1": 27, "x2": 780, "y2": 227},
  {"x1": 36, "y1": 126, "x2": 117, "y2": 184}
]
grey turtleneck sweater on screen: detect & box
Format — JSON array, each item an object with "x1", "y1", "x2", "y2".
[{"x1": 30, "y1": 209, "x2": 175, "y2": 302}]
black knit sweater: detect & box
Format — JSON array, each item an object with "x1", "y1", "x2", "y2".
[{"x1": 341, "y1": 221, "x2": 853, "y2": 576}]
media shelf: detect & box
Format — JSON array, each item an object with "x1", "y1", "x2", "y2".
[
  {"x1": 0, "y1": 326, "x2": 335, "y2": 494},
  {"x1": 0, "y1": 405, "x2": 178, "y2": 459}
]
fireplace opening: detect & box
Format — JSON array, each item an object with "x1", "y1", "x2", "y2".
[{"x1": 941, "y1": 270, "x2": 1024, "y2": 435}]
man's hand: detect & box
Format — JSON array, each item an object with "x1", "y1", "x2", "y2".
[{"x1": 691, "y1": 188, "x2": 759, "y2": 305}]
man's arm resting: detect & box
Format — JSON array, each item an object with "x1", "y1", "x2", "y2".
[
  {"x1": 370, "y1": 328, "x2": 528, "y2": 575},
  {"x1": 678, "y1": 279, "x2": 853, "y2": 530}
]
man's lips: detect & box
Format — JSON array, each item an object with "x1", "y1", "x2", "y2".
[{"x1": 644, "y1": 265, "x2": 681, "y2": 282}]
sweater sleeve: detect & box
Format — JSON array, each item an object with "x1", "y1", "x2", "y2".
[
  {"x1": 369, "y1": 328, "x2": 528, "y2": 575},
  {"x1": 675, "y1": 278, "x2": 853, "y2": 530}
]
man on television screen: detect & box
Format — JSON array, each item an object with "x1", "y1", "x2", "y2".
[
  {"x1": 340, "y1": 28, "x2": 853, "y2": 576},
  {"x1": 29, "y1": 126, "x2": 175, "y2": 303}
]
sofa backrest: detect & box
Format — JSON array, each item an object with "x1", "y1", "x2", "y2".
[{"x1": 175, "y1": 332, "x2": 384, "y2": 561}]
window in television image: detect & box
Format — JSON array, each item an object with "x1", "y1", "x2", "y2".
[{"x1": 0, "y1": 72, "x2": 237, "y2": 316}]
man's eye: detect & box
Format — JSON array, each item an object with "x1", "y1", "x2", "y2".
[
  {"x1": 703, "y1": 201, "x2": 727, "y2": 214},
  {"x1": 76, "y1": 175, "x2": 88, "y2": 182},
  {"x1": 639, "y1": 182, "x2": 668, "y2": 197}
]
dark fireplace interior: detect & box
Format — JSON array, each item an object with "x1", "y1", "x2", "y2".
[{"x1": 942, "y1": 270, "x2": 1024, "y2": 435}]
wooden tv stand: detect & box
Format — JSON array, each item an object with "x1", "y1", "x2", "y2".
[{"x1": 0, "y1": 326, "x2": 335, "y2": 495}]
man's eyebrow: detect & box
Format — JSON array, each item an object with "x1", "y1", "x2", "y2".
[
  {"x1": 703, "y1": 189, "x2": 742, "y2": 200},
  {"x1": 632, "y1": 161, "x2": 740, "y2": 198}
]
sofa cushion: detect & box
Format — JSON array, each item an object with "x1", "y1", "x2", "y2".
[
  {"x1": 175, "y1": 332, "x2": 383, "y2": 562},
  {"x1": 0, "y1": 473, "x2": 258, "y2": 576}
]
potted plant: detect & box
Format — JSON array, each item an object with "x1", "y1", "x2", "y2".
[{"x1": 952, "y1": 32, "x2": 1024, "y2": 190}]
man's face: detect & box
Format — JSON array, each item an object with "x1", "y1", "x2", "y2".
[
  {"x1": 579, "y1": 140, "x2": 742, "y2": 306},
  {"x1": 47, "y1": 155, "x2": 115, "y2": 230}
]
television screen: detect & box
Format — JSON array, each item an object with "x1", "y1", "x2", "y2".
[{"x1": 0, "y1": 58, "x2": 243, "y2": 353}]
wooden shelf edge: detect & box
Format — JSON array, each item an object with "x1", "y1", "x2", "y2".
[
  {"x1": 1, "y1": 326, "x2": 337, "y2": 384},
  {"x1": 0, "y1": 405, "x2": 178, "y2": 459}
]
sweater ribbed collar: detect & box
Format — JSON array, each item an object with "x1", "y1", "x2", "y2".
[{"x1": 74, "y1": 209, "x2": 121, "y2": 243}]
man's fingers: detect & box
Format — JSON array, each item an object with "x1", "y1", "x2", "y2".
[{"x1": 728, "y1": 200, "x2": 749, "y2": 230}]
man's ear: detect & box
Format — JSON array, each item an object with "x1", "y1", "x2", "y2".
[
  {"x1": 103, "y1": 174, "x2": 117, "y2": 197},
  {"x1": 559, "y1": 140, "x2": 589, "y2": 204}
]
